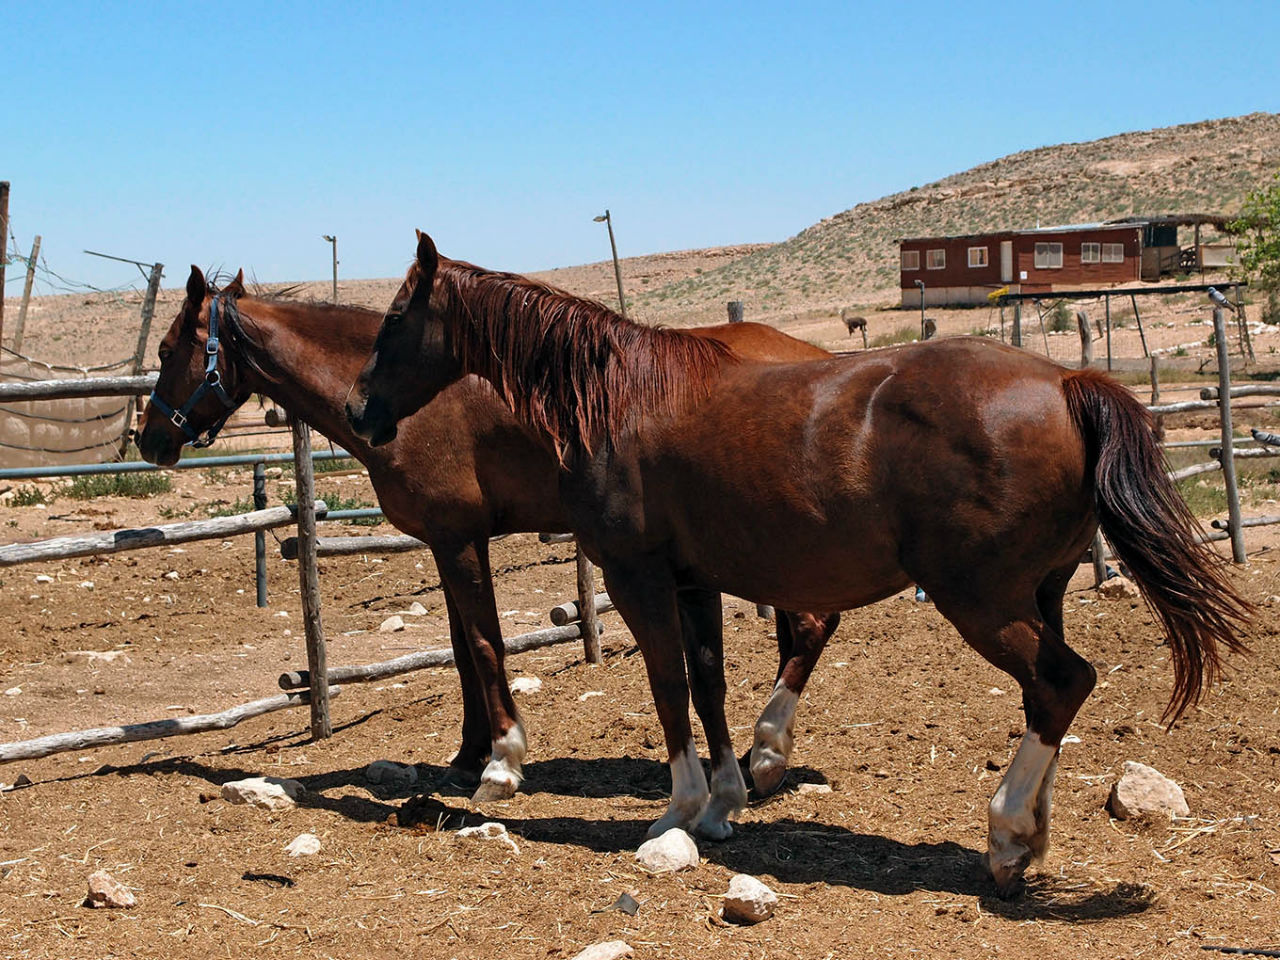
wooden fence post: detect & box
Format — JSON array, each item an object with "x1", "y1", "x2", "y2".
[
  {"x1": 0, "y1": 181, "x2": 9, "y2": 347},
  {"x1": 1150, "y1": 354, "x2": 1164, "y2": 441},
  {"x1": 1213, "y1": 306, "x2": 1246, "y2": 563},
  {"x1": 1012, "y1": 302, "x2": 1022, "y2": 348},
  {"x1": 253, "y1": 461, "x2": 268, "y2": 607},
  {"x1": 726, "y1": 301, "x2": 744, "y2": 324},
  {"x1": 1091, "y1": 529, "x2": 1108, "y2": 587},
  {"x1": 291, "y1": 419, "x2": 332, "y2": 737},
  {"x1": 119, "y1": 262, "x2": 164, "y2": 457},
  {"x1": 1129, "y1": 294, "x2": 1149, "y2": 358},
  {"x1": 12, "y1": 234, "x2": 39, "y2": 354},
  {"x1": 576, "y1": 546, "x2": 602, "y2": 663},
  {"x1": 1075, "y1": 309, "x2": 1093, "y2": 368}
]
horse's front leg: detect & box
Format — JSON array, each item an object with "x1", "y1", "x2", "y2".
[
  {"x1": 750, "y1": 610, "x2": 840, "y2": 796},
  {"x1": 602, "y1": 563, "x2": 709, "y2": 839},
  {"x1": 677, "y1": 587, "x2": 746, "y2": 839},
  {"x1": 434, "y1": 539, "x2": 527, "y2": 803},
  {"x1": 440, "y1": 585, "x2": 491, "y2": 787}
]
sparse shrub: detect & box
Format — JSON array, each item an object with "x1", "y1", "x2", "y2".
[
  {"x1": 12, "y1": 485, "x2": 50, "y2": 507},
  {"x1": 869, "y1": 324, "x2": 919, "y2": 348},
  {"x1": 1048, "y1": 301, "x2": 1072, "y2": 333},
  {"x1": 64, "y1": 472, "x2": 172, "y2": 500}
]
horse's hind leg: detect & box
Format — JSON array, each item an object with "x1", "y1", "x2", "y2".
[
  {"x1": 750, "y1": 610, "x2": 840, "y2": 796},
  {"x1": 933, "y1": 578, "x2": 1095, "y2": 897},
  {"x1": 434, "y1": 539, "x2": 527, "y2": 803},
  {"x1": 677, "y1": 587, "x2": 748, "y2": 839}
]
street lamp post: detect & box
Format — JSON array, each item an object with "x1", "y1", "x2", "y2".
[
  {"x1": 593, "y1": 210, "x2": 627, "y2": 318},
  {"x1": 322, "y1": 235, "x2": 338, "y2": 302}
]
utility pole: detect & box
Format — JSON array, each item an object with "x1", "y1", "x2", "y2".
[
  {"x1": 592, "y1": 210, "x2": 627, "y2": 317},
  {"x1": 0, "y1": 181, "x2": 10, "y2": 347},
  {"x1": 322, "y1": 235, "x2": 338, "y2": 302}
]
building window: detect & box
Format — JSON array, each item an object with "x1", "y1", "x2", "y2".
[
  {"x1": 968, "y1": 246, "x2": 988, "y2": 268},
  {"x1": 1102, "y1": 243, "x2": 1125, "y2": 263},
  {"x1": 1034, "y1": 242, "x2": 1063, "y2": 269},
  {"x1": 926, "y1": 248, "x2": 946, "y2": 270},
  {"x1": 901, "y1": 249, "x2": 920, "y2": 271},
  {"x1": 1081, "y1": 242, "x2": 1100, "y2": 264}
]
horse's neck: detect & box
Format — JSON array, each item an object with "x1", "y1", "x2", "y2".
[{"x1": 240, "y1": 299, "x2": 373, "y2": 453}]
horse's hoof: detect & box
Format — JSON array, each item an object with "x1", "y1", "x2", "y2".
[
  {"x1": 471, "y1": 778, "x2": 517, "y2": 803},
  {"x1": 693, "y1": 815, "x2": 734, "y2": 842},
  {"x1": 749, "y1": 751, "x2": 788, "y2": 797},
  {"x1": 985, "y1": 849, "x2": 1032, "y2": 899}
]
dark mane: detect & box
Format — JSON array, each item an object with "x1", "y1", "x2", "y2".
[{"x1": 427, "y1": 257, "x2": 736, "y2": 458}]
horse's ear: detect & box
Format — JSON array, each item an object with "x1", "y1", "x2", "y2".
[
  {"x1": 186, "y1": 265, "x2": 206, "y2": 306},
  {"x1": 224, "y1": 269, "x2": 246, "y2": 297},
  {"x1": 415, "y1": 231, "x2": 438, "y2": 277}
]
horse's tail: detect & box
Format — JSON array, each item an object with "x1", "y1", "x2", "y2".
[{"x1": 1062, "y1": 368, "x2": 1253, "y2": 723}]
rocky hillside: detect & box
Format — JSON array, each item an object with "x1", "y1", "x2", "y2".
[{"x1": 637, "y1": 112, "x2": 1280, "y2": 326}]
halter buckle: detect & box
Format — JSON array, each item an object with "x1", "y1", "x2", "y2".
[
  {"x1": 206, "y1": 336, "x2": 220, "y2": 356},
  {"x1": 170, "y1": 410, "x2": 188, "y2": 429}
]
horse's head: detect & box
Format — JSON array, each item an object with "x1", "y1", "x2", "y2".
[
  {"x1": 347, "y1": 230, "x2": 460, "y2": 446},
  {"x1": 136, "y1": 266, "x2": 255, "y2": 466}
]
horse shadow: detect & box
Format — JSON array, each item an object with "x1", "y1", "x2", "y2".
[{"x1": 69, "y1": 750, "x2": 1153, "y2": 923}]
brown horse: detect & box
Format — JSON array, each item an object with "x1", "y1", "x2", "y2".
[
  {"x1": 347, "y1": 232, "x2": 1253, "y2": 896},
  {"x1": 136, "y1": 266, "x2": 837, "y2": 801}
]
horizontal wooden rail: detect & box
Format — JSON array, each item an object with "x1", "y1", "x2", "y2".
[
  {"x1": 550, "y1": 592, "x2": 614, "y2": 626},
  {"x1": 0, "y1": 686, "x2": 340, "y2": 765},
  {"x1": 0, "y1": 374, "x2": 158, "y2": 401},
  {"x1": 0, "y1": 501, "x2": 328, "y2": 567},
  {"x1": 1200, "y1": 384, "x2": 1280, "y2": 401},
  {"x1": 280, "y1": 534, "x2": 425, "y2": 559},
  {"x1": 278, "y1": 622, "x2": 602, "y2": 690}
]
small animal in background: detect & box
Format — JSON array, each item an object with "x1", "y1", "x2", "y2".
[{"x1": 840, "y1": 308, "x2": 868, "y2": 348}]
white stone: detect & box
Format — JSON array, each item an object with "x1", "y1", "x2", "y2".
[
  {"x1": 34, "y1": 574, "x2": 54, "y2": 584},
  {"x1": 722, "y1": 873, "x2": 778, "y2": 924},
  {"x1": 364, "y1": 760, "x2": 418, "y2": 785},
  {"x1": 220, "y1": 776, "x2": 306, "y2": 811},
  {"x1": 164, "y1": 570, "x2": 180, "y2": 581},
  {"x1": 457, "y1": 821, "x2": 520, "y2": 854},
  {"x1": 285, "y1": 833, "x2": 322, "y2": 857},
  {"x1": 571, "y1": 942, "x2": 634, "y2": 960},
  {"x1": 85, "y1": 869, "x2": 136, "y2": 909},
  {"x1": 635, "y1": 827, "x2": 699, "y2": 872},
  {"x1": 1099, "y1": 576, "x2": 1141, "y2": 599},
  {"x1": 379, "y1": 615, "x2": 406, "y2": 633},
  {"x1": 403, "y1": 602, "x2": 428, "y2": 616},
  {"x1": 3, "y1": 687, "x2": 20, "y2": 697},
  {"x1": 510, "y1": 676, "x2": 543, "y2": 695},
  {"x1": 79, "y1": 581, "x2": 94, "y2": 589},
  {"x1": 578, "y1": 690, "x2": 603, "y2": 701},
  {"x1": 796, "y1": 782, "x2": 832, "y2": 795},
  {"x1": 1108, "y1": 760, "x2": 1190, "y2": 819}
]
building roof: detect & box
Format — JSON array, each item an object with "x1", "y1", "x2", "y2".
[{"x1": 898, "y1": 212, "x2": 1231, "y2": 245}]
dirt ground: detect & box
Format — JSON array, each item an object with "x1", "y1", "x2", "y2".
[{"x1": 0, "y1": 456, "x2": 1279, "y2": 960}]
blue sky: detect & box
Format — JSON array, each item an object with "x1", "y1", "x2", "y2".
[{"x1": 4, "y1": 0, "x2": 1279, "y2": 295}]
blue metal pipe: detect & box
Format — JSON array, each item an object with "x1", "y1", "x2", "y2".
[{"x1": 0, "y1": 448, "x2": 354, "y2": 481}]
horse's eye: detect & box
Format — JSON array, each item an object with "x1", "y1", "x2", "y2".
[
  {"x1": 158, "y1": 347, "x2": 173, "y2": 362},
  {"x1": 385, "y1": 312, "x2": 402, "y2": 327}
]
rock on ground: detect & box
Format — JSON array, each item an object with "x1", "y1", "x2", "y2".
[
  {"x1": 1099, "y1": 576, "x2": 1140, "y2": 599},
  {"x1": 635, "y1": 827, "x2": 699, "y2": 872},
  {"x1": 722, "y1": 873, "x2": 778, "y2": 924},
  {"x1": 457, "y1": 821, "x2": 521, "y2": 854},
  {"x1": 510, "y1": 676, "x2": 543, "y2": 695},
  {"x1": 285, "y1": 833, "x2": 322, "y2": 857},
  {"x1": 379, "y1": 615, "x2": 406, "y2": 633},
  {"x1": 1107, "y1": 760, "x2": 1190, "y2": 819},
  {"x1": 364, "y1": 760, "x2": 418, "y2": 785},
  {"x1": 85, "y1": 869, "x2": 136, "y2": 909},
  {"x1": 571, "y1": 941, "x2": 634, "y2": 960},
  {"x1": 220, "y1": 776, "x2": 306, "y2": 811}
]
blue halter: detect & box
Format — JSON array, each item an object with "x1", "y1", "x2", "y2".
[{"x1": 147, "y1": 295, "x2": 240, "y2": 448}]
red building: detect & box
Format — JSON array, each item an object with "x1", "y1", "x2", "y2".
[{"x1": 898, "y1": 216, "x2": 1227, "y2": 307}]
